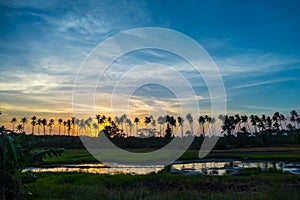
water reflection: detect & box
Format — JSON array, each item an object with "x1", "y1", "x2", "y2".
[
  {"x1": 171, "y1": 160, "x2": 300, "y2": 175},
  {"x1": 25, "y1": 160, "x2": 300, "y2": 176},
  {"x1": 25, "y1": 163, "x2": 164, "y2": 175}
]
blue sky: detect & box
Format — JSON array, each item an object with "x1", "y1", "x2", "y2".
[{"x1": 0, "y1": 0, "x2": 299, "y2": 125}]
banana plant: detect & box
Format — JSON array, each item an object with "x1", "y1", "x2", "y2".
[{"x1": 0, "y1": 127, "x2": 64, "y2": 200}]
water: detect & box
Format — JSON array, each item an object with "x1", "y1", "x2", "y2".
[{"x1": 25, "y1": 159, "x2": 300, "y2": 176}]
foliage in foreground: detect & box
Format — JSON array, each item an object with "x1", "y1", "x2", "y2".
[
  {"x1": 27, "y1": 171, "x2": 300, "y2": 200},
  {"x1": 0, "y1": 127, "x2": 64, "y2": 200}
]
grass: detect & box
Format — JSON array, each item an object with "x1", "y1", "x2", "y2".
[
  {"x1": 44, "y1": 148, "x2": 300, "y2": 164},
  {"x1": 28, "y1": 171, "x2": 300, "y2": 200}
]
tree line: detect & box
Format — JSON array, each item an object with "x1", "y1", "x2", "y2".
[{"x1": 1, "y1": 110, "x2": 300, "y2": 138}]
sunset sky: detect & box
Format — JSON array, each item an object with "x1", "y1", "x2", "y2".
[{"x1": 0, "y1": 0, "x2": 300, "y2": 130}]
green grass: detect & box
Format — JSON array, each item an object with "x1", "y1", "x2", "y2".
[
  {"x1": 28, "y1": 171, "x2": 300, "y2": 200},
  {"x1": 44, "y1": 149, "x2": 300, "y2": 164}
]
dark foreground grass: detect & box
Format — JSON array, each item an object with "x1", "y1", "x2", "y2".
[
  {"x1": 44, "y1": 149, "x2": 300, "y2": 164},
  {"x1": 28, "y1": 170, "x2": 300, "y2": 200}
]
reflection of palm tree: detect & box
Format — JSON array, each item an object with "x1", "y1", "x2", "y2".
[
  {"x1": 11, "y1": 117, "x2": 17, "y2": 131},
  {"x1": 21, "y1": 117, "x2": 28, "y2": 132},
  {"x1": 58, "y1": 118, "x2": 63, "y2": 135},
  {"x1": 134, "y1": 117, "x2": 139, "y2": 136},
  {"x1": 31, "y1": 116, "x2": 37, "y2": 134},
  {"x1": 177, "y1": 116, "x2": 184, "y2": 137},
  {"x1": 186, "y1": 113, "x2": 194, "y2": 135},
  {"x1": 42, "y1": 118, "x2": 47, "y2": 135}
]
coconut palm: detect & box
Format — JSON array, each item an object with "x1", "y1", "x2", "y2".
[
  {"x1": 186, "y1": 113, "x2": 194, "y2": 135},
  {"x1": 96, "y1": 114, "x2": 101, "y2": 132},
  {"x1": 221, "y1": 115, "x2": 235, "y2": 139},
  {"x1": 37, "y1": 119, "x2": 42, "y2": 135},
  {"x1": 177, "y1": 116, "x2": 184, "y2": 137},
  {"x1": 198, "y1": 116, "x2": 205, "y2": 136},
  {"x1": 126, "y1": 118, "x2": 133, "y2": 137},
  {"x1": 157, "y1": 116, "x2": 165, "y2": 137},
  {"x1": 58, "y1": 118, "x2": 63, "y2": 135},
  {"x1": 41, "y1": 118, "x2": 47, "y2": 135},
  {"x1": 134, "y1": 117, "x2": 140, "y2": 136},
  {"x1": 63, "y1": 121, "x2": 67, "y2": 135},
  {"x1": 16, "y1": 124, "x2": 23, "y2": 133},
  {"x1": 67, "y1": 119, "x2": 72, "y2": 136},
  {"x1": 31, "y1": 116, "x2": 37, "y2": 134},
  {"x1": 20, "y1": 117, "x2": 28, "y2": 132},
  {"x1": 290, "y1": 110, "x2": 299, "y2": 129},
  {"x1": 10, "y1": 117, "x2": 17, "y2": 131},
  {"x1": 48, "y1": 119, "x2": 54, "y2": 135}
]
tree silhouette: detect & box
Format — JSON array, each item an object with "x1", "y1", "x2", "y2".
[
  {"x1": 186, "y1": 113, "x2": 194, "y2": 135},
  {"x1": 37, "y1": 119, "x2": 42, "y2": 135},
  {"x1": 177, "y1": 116, "x2": 184, "y2": 137},
  {"x1": 134, "y1": 117, "x2": 139, "y2": 136},
  {"x1": 31, "y1": 116, "x2": 37, "y2": 134},
  {"x1": 10, "y1": 117, "x2": 17, "y2": 131},
  {"x1": 42, "y1": 118, "x2": 47, "y2": 135},
  {"x1": 198, "y1": 115, "x2": 205, "y2": 136},
  {"x1": 20, "y1": 117, "x2": 28, "y2": 132},
  {"x1": 58, "y1": 118, "x2": 63, "y2": 135}
]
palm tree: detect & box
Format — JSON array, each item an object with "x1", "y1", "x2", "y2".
[
  {"x1": 221, "y1": 115, "x2": 235, "y2": 139},
  {"x1": 186, "y1": 113, "x2": 194, "y2": 135},
  {"x1": 290, "y1": 110, "x2": 299, "y2": 129},
  {"x1": 144, "y1": 116, "x2": 151, "y2": 136},
  {"x1": 210, "y1": 117, "x2": 216, "y2": 136},
  {"x1": 249, "y1": 115, "x2": 257, "y2": 133},
  {"x1": 177, "y1": 116, "x2": 184, "y2": 137},
  {"x1": 241, "y1": 115, "x2": 250, "y2": 133},
  {"x1": 20, "y1": 117, "x2": 28, "y2": 132},
  {"x1": 157, "y1": 116, "x2": 165, "y2": 137},
  {"x1": 58, "y1": 118, "x2": 63, "y2": 135},
  {"x1": 126, "y1": 118, "x2": 133, "y2": 137},
  {"x1": 92, "y1": 122, "x2": 98, "y2": 137},
  {"x1": 71, "y1": 117, "x2": 77, "y2": 136},
  {"x1": 67, "y1": 119, "x2": 71, "y2": 136},
  {"x1": 48, "y1": 119, "x2": 54, "y2": 135},
  {"x1": 37, "y1": 119, "x2": 42, "y2": 135},
  {"x1": 63, "y1": 121, "x2": 67, "y2": 135},
  {"x1": 42, "y1": 118, "x2": 47, "y2": 135},
  {"x1": 280, "y1": 114, "x2": 287, "y2": 130},
  {"x1": 96, "y1": 114, "x2": 101, "y2": 133},
  {"x1": 134, "y1": 117, "x2": 139, "y2": 136},
  {"x1": 234, "y1": 114, "x2": 241, "y2": 133},
  {"x1": 16, "y1": 124, "x2": 23, "y2": 133},
  {"x1": 198, "y1": 116, "x2": 205, "y2": 136},
  {"x1": 31, "y1": 116, "x2": 37, "y2": 134},
  {"x1": 11, "y1": 117, "x2": 17, "y2": 131}
]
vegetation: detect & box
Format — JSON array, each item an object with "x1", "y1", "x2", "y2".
[
  {"x1": 27, "y1": 171, "x2": 300, "y2": 200},
  {"x1": 0, "y1": 127, "x2": 64, "y2": 200}
]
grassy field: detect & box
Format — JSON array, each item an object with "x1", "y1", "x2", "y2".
[
  {"x1": 28, "y1": 170, "x2": 300, "y2": 200},
  {"x1": 44, "y1": 146, "x2": 300, "y2": 164}
]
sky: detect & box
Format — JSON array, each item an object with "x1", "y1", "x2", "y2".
[{"x1": 0, "y1": 0, "x2": 300, "y2": 131}]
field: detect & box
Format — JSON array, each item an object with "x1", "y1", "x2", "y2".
[
  {"x1": 44, "y1": 145, "x2": 300, "y2": 164},
  {"x1": 28, "y1": 170, "x2": 300, "y2": 200}
]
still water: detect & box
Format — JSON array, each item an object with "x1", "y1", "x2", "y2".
[{"x1": 25, "y1": 159, "x2": 300, "y2": 176}]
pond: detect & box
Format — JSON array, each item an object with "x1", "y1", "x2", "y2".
[{"x1": 25, "y1": 159, "x2": 300, "y2": 176}]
